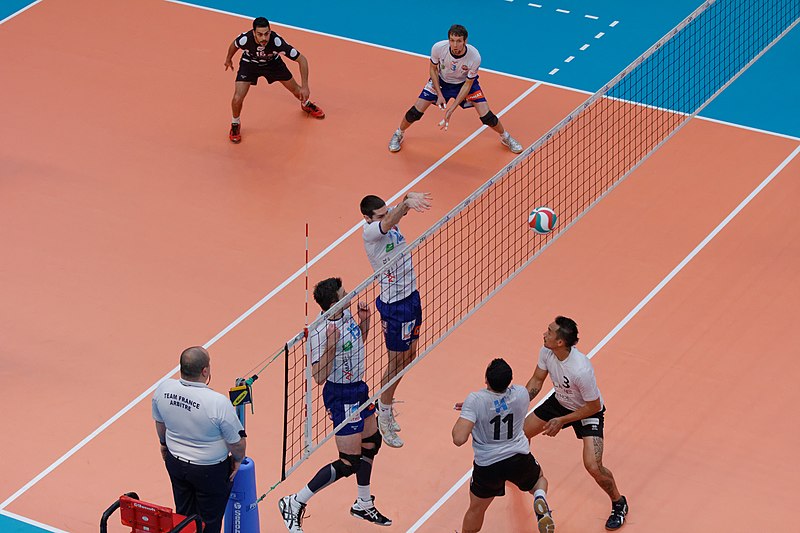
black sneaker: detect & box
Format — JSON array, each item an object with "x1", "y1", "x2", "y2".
[
  {"x1": 350, "y1": 496, "x2": 392, "y2": 526},
  {"x1": 605, "y1": 495, "x2": 628, "y2": 530}
]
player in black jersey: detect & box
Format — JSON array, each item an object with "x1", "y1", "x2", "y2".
[{"x1": 224, "y1": 17, "x2": 324, "y2": 143}]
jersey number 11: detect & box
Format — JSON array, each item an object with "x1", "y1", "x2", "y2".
[{"x1": 490, "y1": 413, "x2": 513, "y2": 440}]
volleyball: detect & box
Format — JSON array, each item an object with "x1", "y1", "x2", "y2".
[{"x1": 528, "y1": 207, "x2": 557, "y2": 234}]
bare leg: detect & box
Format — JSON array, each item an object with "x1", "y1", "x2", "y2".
[
  {"x1": 582, "y1": 436, "x2": 621, "y2": 501},
  {"x1": 278, "y1": 77, "x2": 304, "y2": 101},
  {"x1": 380, "y1": 339, "x2": 417, "y2": 406},
  {"x1": 461, "y1": 491, "x2": 494, "y2": 533},
  {"x1": 523, "y1": 413, "x2": 547, "y2": 439},
  {"x1": 472, "y1": 101, "x2": 505, "y2": 134},
  {"x1": 231, "y1": 81, "x2": 252, "y2": 119},
  {"x1": 398, "y1": 98, "x2": 434, "y2": 131}
]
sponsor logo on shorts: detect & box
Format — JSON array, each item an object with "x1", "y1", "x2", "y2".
[
  {"x1": 401, "y1": 320, "x2": 416, "y2": 341},
  {"x1": 467, "y1": 90, "x2": 484, "y2": 101}
]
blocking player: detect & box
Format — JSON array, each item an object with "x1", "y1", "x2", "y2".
[
  {"x1": 279, "y1": 278, "x2": 390, "y2": 532},
  {"x1": 360, "y1": 192, "x2": 432, "y2": 448},
  {"x1": 224, "y1": 17, "x2": 324, "y2": 143},
  {"x1": 453, "y1": 358, "x2": 555, "y2": 533},
  {"x1": 524, "y1": 316, "x2": 629, "y2": 530},
  {"x1": 387, "y1": 24, "x2": 523, "y2": 154}
]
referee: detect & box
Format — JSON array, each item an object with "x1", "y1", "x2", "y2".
[{"x1": 152, "y1": 346, "x2": 247, "y2": 533}]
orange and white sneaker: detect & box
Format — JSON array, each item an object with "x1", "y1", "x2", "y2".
[
  {"x1": 229, "y1": 123, "x2": 241, "y2": 143},
  {"x1": 301, "y1": 100, "x2": 325, "y2": 119}
]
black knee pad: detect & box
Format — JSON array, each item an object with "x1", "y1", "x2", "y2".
[
  {"x1": 361, "y1": 430, "x2": 382, "y2": 459},
  {"x1": 480, "y1": 111, "x2": 499, "y2": 127},
  {"x1": 332, "y1": 452, "x2": 361, "y2": 478},
  {"x1": 405, "y1": 106, "x2": 424, "y2": 123}
]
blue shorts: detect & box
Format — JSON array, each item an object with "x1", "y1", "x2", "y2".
[
  {"x1": 419, "y1": 76, "x2": 487, "y2": 109},
  {"x1": 376, "y1": 290, "x2": 422, "y2": 352},
  {"x1": 323, "y1": 380, "x2": 375, "y2": 436}
]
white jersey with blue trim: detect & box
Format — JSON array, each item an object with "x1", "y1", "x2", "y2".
[
  {"x1": 430, "y1": 40, "x2": 481, "y2": 84},
  {"x1": 363, "y1": 215, "x2": 417, "y2": 304},
  {"x1": 459, "y1": 384, "x2": 531, "y2": 467},
  {"x1": 309, "y1": 309, "x2": 365, "y2": 384}
]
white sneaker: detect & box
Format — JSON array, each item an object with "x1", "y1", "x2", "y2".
[
  {"x1": 501, "y1": 133, "x2": 523, "y2": 154},
  {"x1": 390, "y1": 408, "x2": 401, "y2": 432},
  {"x1": 534, "y1": 496, "x2": 555, "y2": 533},
  {"x1": 377, "y1": 414, "x2": 404, "y2": 447},
  {"x1": 278, "y1": 494, "x2": 306, "y2": 533},
  {"x1": 388, "y1": 129, "x2": 404, "y2": 152}
]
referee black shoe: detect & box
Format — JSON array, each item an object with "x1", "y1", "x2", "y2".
[
  {"x1": 350, "y1": 496, "x2": 392, "y2": 526},
  {"x1": 605, "y1": 495, "x2": 628, "y2": 530}
]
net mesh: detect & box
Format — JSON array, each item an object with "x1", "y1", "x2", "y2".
[{"x1": 278, "y1": 0, "x2": 800, "y2": 478}]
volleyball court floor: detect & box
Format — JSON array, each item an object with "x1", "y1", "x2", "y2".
[{"x1": 1, "y1": 1, "x2": 799, "y2": 531}]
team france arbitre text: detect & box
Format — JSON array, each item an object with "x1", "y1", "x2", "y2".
[{"x1": 163, "y1": 392, "x2": 200, "y2": 411}]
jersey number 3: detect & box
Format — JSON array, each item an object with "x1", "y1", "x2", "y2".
[{"x1": 490, "y1": 413, "x2": 514, "y2": 440}]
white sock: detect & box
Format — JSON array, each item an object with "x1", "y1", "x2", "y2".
[
  {"x1": 357, "y1": 485, "x2": 372, "y2": 506},
  {"x1": 377, "y1": 400, "x2": 392, "y2": 416},
  {"x1": 295, "y1": 487, "x2": 313, "y2": 504},
  {"x1": 534, "y1": 489, "x2": 546, "y2": 500},
  {"x1": 232, "y1": 116, "x2": 240, "y2": 124}
]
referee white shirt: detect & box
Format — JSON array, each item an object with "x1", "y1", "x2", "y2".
[{"x1": 152, "y1": 378, "x2": 244, "y2": 465}]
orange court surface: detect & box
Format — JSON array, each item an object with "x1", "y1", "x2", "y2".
[{"x1": 1, "y1": 0, "x2": 799, "y2": 532}]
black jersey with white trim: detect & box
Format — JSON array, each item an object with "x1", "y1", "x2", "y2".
[{"x1": 234, "y1": 30, "x2": 300, "y2": 65}]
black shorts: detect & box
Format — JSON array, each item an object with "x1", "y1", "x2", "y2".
[
  {"x1": 533, "y1": 393, "x2": 605, "y2": 439},
  {"x1": 470, "y1": 453, "x2": 541, "y2": 499},
  {"x1": 236, "y1": 58, "x2": 293, "y2": 85}
]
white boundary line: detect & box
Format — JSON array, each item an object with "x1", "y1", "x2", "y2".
[
  {"x1": 0, "y1": 510, "x2": 67, "y2": 533},
  {"x1": 407, "y1": 143, "x2": 800, "y2": 532},
  {"x1": 0, "y1": 5, "x2": 544, "y2": 510},
  {"x1": 0, "y1": 0, "x2": 42, "y2": 25}
]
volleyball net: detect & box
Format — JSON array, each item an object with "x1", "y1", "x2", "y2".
[{"x1": 268, "y1": 0, "x2": 800, "y2": 480}]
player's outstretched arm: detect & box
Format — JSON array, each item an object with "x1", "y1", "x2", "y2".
[
  {"x1": 526, "y1": 366, "x2": 548, "y2": 401},
  {"x1": 224, "y1": 41, "x2": 239, "y2": 71},
  {"x1": 357, "y1": 301, "x2": 371, "y2": 339},
  {"x1": 429, "y1": 62, "x2": 445, "y2": 109},
  {"x1": 312, "y1": 323, "x2": 339, "y2": 384},
  {"x1": 378, "y1": 192, "x2": 432, "y2": 233},
  {"x1": 295, "y1": 54, "x2": 311, "y2": 102}
]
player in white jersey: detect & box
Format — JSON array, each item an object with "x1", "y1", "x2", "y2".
[
  {"x1": 359, "y1": 192, "x2": 432, "y2": 448},
  {"x1": 524, "y1": 316, "x2": 629, "y2": 530},
  {"x1": 387, "y1": 24, "x2": 523, "y2": 154},
  {"x1": 453, "y1": 358, "x2": 554, "y2": 533},
  {"x1": 279, "y1": 278, "x2": 391, "y2": 532}
]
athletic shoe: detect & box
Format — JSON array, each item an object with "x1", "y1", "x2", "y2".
[
  {"x1": 605, "y1": 495, "x2": 628, "y2": 530},
  {"x1": 229, "y1": 123, "x2": 241, "y2": 143},
  {"x1": 350, "y1": 496, "x2": 392, "y2": 526},
  {"x1": 301, "y1": 100, "x2": 325, "y2": 119},
  {"x1": 534, "y1": 496, "x2": 555, "y2": 533},
  {"x1": 388, "y1": 129, "x2": 404, "y2": 152},
  {"x1": 501, "y1": 133, "x2": 523, "y2": 154},
  {"x1": 278, "y1": 494, "x2": 306, "y2": 533},
  {"x1": 389, "y1": 407, "x2": 401, "y2": 432},
  {"x1": 377, "y1": 413, "x2": 403, "y2": 448}
]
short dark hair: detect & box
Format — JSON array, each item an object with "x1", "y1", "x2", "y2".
[
  {"x1": 180, "y1": 346, "x2": 209, "y2": 379},
  {"x1": 448, "y1": 24, "x2": 468, "y2": 40},
  {"x1": 554, "y1": 316, "x2": 579, "y2": 347},
  {"x1": 314, "y1": 277, "x2": 342, "y2": 311},
  {"x1": 485, "y1": 358, "x2": 512, "y2": 392},
  {"x1": 253, "y1": 17, "x2": 270, "y2": 30},
  {"x1": 360, "y1": 195, "x2": 386, "y2": 217}
]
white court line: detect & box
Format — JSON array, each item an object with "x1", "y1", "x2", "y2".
[
  {"x1": 0, "y1": 510, "x2": 67, "y2": 533},
  {"x1": 595, "y1": 31, "x2": 606, "y2": 38},
  {"x1": 556, "y1": 8, "x2": 570, "y2": 14},
  {"x1": 0, "y1": 0, "x2": 43, "y2": 25},
  {"x1": 549, "y1": 68, "x2": 560, "y2": 75},
  {"x1": 610, "y1": 20, "x2": 620, "y2": 27},
  {"x1": 585, "y1": 14, "x2": 599, "y2": 20},
  {"x1": 407, "y1": 142, "x2": 800, "y2": 532},
  {"x1": 565, "y1": 56, "x2": 575, "y2": 63},
  {"x1": 580, "y1": 44, "x2": 590, "y2": 50},
  {"x1": 529, "y1": 3, "x2": 542, "y2": 7},
  {"x1": 0, "y1": 19, "x2": 543, "y2": 512}
]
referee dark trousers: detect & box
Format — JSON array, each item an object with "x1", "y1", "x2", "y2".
[{"x1": 165, "y1": 453, "x2": 233, "y2": 533}]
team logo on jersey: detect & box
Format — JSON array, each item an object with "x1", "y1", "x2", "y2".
[
  {"x1": 493, "y1": 397, "x2": 509, "y2": 414},
  {"x1": 461, "y1": 65, "x2": 469, "y2": 71},
  {"x1": 342, "y1": 340, "x2": 353, "y2": 351},
  {"x1": 385, "y1": 243, "x2": 395, "y2": 252}
]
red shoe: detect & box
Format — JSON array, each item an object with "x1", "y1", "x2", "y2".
[
  {"x1": 229, "y1": 123, "x2": 241, "y2": 143},
  {"x1": 301, "y1": 100, "x2": 325, "y2": 119}
]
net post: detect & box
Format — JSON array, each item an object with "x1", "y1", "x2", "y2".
[
  {"x1": 281, "y1": 343, "x2": 289, "y2": 481},
  {"x1": 304, "y1": 335, "x2": 313, "y2": 456}
]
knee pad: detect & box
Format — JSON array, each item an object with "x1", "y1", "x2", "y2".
[
  {"x1": 361, "y1": 431, "x2": 382, "y2": 459},
  {"x1": 480, "y1": 111, "x2": 499, "y2": 127},
  {"x1": 405, "y1": 106, "x2": 424, "y2": 123},
  {"x1": 332, "y1": 452, "x2": 361, "y2": 478}
]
